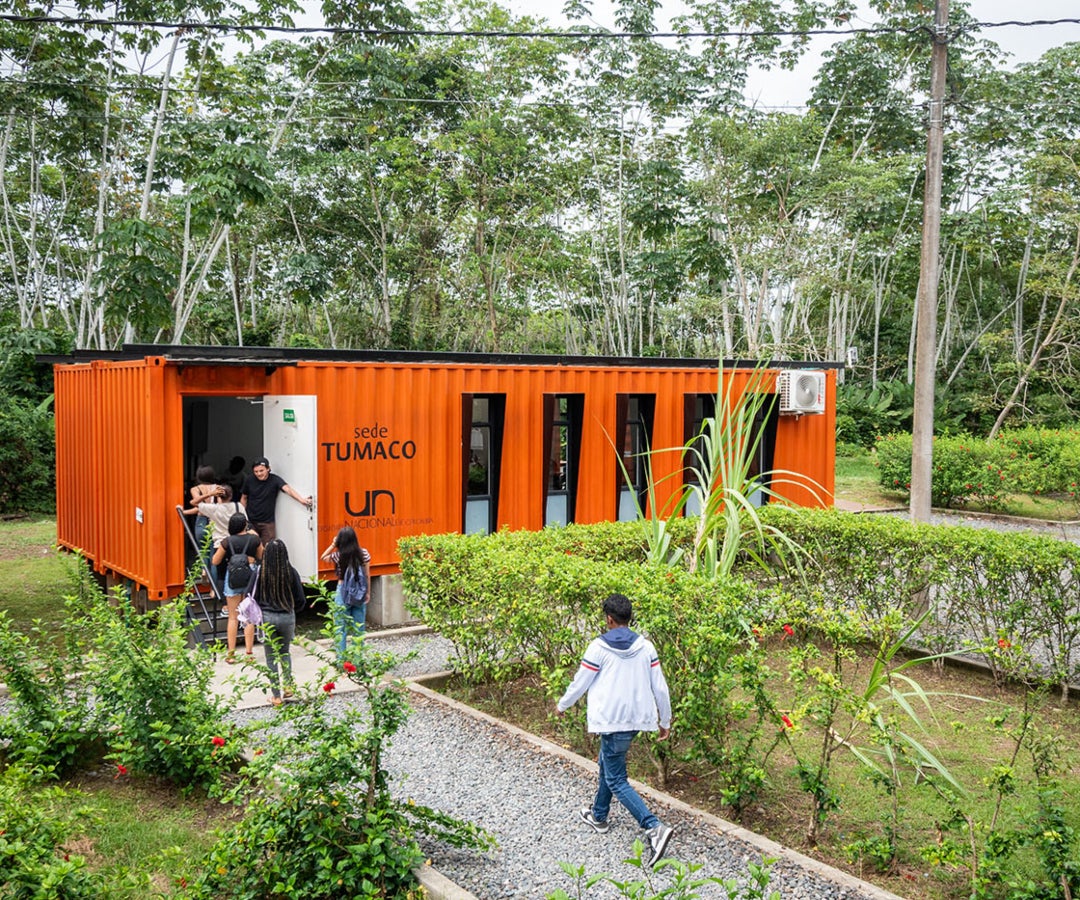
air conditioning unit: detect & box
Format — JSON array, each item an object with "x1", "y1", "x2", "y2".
[{"x1": 777, "y1": 370, "x2": 826, "y2": 415}]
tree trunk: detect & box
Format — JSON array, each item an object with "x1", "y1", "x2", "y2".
[{"x1": 988, "y1": 223, "x2": 1080, "y2": 438}]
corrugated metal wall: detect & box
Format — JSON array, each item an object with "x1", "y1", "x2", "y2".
[
  {"x1": 54, "y1": 357, "x2": 835, "y2": 600},
  {"x1": 55, "y1": 364, "x2": 98, "y2": 563},
  {"x1": 56, "y1": 358, "x2": 173, "y2": 596}
]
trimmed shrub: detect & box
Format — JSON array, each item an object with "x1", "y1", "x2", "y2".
[
  {"x1": 876, "y1": 427, "x2": 1080, "y2": 509},
  {"x1": 759, "y1": 506, "x2": 1080, "y2": 688},
  {"x1": 0, "y1": 396, "x2": 55, "y2": 514}
]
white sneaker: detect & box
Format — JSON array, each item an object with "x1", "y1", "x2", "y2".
[
  {"x1": 578, "y1": 807, "x2": 610, "y2": 834},
  {"x1": 645, "y1": 823, "x2": 674, "y2": 868}
]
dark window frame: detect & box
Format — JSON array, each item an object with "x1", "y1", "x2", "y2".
[
  {"x1": 615, "y1": 394, "x2": 655, "y2": 520},
  {"x1": 681, "y1": 392, "x2": 779, "y2": 513},
  {"x1": 461, "y1": 393, "x2": 505, "y2": 534},
  {"x1": 542, "y1": 394, "x2": 584, "y2": 526}
]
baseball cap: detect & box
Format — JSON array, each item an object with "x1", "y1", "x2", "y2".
[{"x1": 253, "y1": 457, "x2": 270, "y2": 469}]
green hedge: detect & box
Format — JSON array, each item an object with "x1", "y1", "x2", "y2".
[
  {"x1": 876, "y1": 427, "x2": 1080, "y2": 509},
  {"x1": 757, "y1": 506, "x2": 1080, "y2": 688},
  {"x1": 0, "y1": 396, "x2": 55, "y2": 514},
  {"x1": 399, "y1": 526, "x2": 789, "y2": 807},
  {"x1": 401, "y1": 512, "x2": 1080, "y2": 692}
]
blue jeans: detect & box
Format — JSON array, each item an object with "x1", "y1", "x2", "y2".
[
  {"x1": 261, "y1": 609, "x2": 295, "y2": 700},
  {"x1": 592, "y1": 731, "x2": 659, "y2": 830},
  {"x1": 334, "y1": 585, "x2": 367, "y2": 659},
  {"x1": 193, "y1": 516, "x2": 217, "y2": 588}
]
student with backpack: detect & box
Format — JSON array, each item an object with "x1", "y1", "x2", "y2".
[
  {"x1": 320, "y1": 525, "x2": 371, "y2": 662},
  {"x1": 211, "y1": 512, "x2": 263, "y2": 663}
]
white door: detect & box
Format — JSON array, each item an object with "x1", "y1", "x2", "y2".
[{"x1": 263, "y1": 395, "x2": 318, "y2": 580}]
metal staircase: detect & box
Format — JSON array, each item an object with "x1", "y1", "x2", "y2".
[{"x1": 175, "y1": 504, "x2": 226, "y2": 648}]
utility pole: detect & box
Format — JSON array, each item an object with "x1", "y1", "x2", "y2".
[{"x1": 910, "y1": 0, "x2": 949, "y2": 523}]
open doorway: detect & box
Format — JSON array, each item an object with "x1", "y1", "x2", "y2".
[
  {"x1": 183, "y1": 393, "x2": 318, "y2": 574},
  {"x1": 183, "y1": 396, "x2": 265, "y2": 501},
  {"x1": 182, "y1": 396, "x2": 264, "y2": 570}
]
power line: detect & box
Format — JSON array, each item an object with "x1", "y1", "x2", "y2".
[
  {"x1": 2, "y1": 11, "x2": 1080, "y2": 41},
  {"x1": 0, "y1": 76, "x2": 902, "y2": 105},
  {"x1": 1, "y1": 96, "x2": 1072, "y2": 126},
  {"x1": 3, "y1": 72, "x2": 1076, "y2": 117}
]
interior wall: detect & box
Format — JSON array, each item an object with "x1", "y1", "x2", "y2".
[{"x1": 184, "y1": 396, "x2": 264, "y2": 484}]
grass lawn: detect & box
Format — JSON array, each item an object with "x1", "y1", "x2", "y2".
[
  {"x1": 0, "y1": 515, "x2": 78, "y2": 634},
  {"x1": 981, "y1": 491, "x2": 1080, "y2": 520},
  {"x1": 834, "y1": 450, "x2": 905, "y2": 508},
  {"x1": 57, "y1": 774, "x2": 237, "y2": 897}
]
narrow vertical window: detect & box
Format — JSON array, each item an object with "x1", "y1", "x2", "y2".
[
  {"x1": 543, "y1": 394, "x2": 583, "y2": 527},
  {"x1": 682, "y1": 392, "x2": 779, "y2": 515},
  {"x1": 462, "y1": 394, "x2": 505, "y2": 534},
  {"x1": 746, "y1": 402, "x2": 780, "y2": 508},
  {"x1": 616, "y1": 394, "x2": 655, "y2": 521},
  {"x1": 683, "y1": 394, "x2": 716, "y2": 517}
]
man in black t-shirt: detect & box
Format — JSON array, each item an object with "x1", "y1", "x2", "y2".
[{"x1": 241, "y1": 456, "x2": 313, "y2": 544}]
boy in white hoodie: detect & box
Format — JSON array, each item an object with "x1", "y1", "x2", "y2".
[{"x1": 556, "y1": 593, "x2": 674, "y2": 868}]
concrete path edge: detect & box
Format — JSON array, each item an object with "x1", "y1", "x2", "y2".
[
  {"x1": 404, "y1": 675, "x2": 910, "y2": 900},
  {"x1": 414, "y1": 862, "x2": 483, "y2": 900}
]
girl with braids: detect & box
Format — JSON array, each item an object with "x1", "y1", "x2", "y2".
[
  {"x1": 320, "y1": 525, "x2": 371, "y2": 661},
  {"x1": 253, "y1": 539, "x2": 305, "y2": 706}
]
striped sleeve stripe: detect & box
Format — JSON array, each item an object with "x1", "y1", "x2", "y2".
[
  {"x1": 581, "y1": 658, "x2": 601, "y2": 672},
  {"x1": 650, "y1": 657, "x2": 661, "y2": 667}
]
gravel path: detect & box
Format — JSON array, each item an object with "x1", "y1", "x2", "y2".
[
  {"x1": 227, "y1": 628, "x2": 899, "y2": 900},
  {"x1": 386, "y1": 691, "x2": 890, "y2": 900},
  {"x1": 881, "y1": 507, "x2": 1080, "y2": 542}
]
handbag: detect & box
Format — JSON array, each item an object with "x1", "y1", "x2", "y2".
[{"x1": 237, "y1": 566, "x2": 262, "y2": 627}]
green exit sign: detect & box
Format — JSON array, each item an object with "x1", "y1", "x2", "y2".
[{"x1": 283, "y1": 409, "x2": 296, "y2": 424}]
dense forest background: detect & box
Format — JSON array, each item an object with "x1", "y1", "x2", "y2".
[{"x1": 1, "y1": 0, "x2": 1079, "y2": 445}]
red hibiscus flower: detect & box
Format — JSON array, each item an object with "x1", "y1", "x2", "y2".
[
  {"x1": 342, "y1": 661, "x2": 357, "y2": 674},
  {"x1": 211, "y1": 736, "x2": 226, "y2": 748},
  {"x1": 114, "y1": 763, "x2": 129, "y2": 778},
  {"x1": 323, "y1": 681, "x2": 336, "y2": 693},
  {"x1": 782, "y1": 624, "x2": 794, "y2": 637},
  {"x1": 781, "y1": 714, "x2": 794, "y2": 729}
]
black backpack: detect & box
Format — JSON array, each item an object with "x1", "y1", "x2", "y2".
[{"x1": 226, "y1": 536, "x2": 253, "y2": 590}]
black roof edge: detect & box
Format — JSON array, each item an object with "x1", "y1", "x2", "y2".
[{"x1": 39, "y1": 344, "x2": 845, "y2": 370}]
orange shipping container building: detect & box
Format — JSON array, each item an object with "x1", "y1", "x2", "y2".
[{"x1": 48, "y1": 346, "x2": 837, "y2": 614}]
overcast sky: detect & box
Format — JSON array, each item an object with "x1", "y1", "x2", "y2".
[{"x1": 500, "y1": 0, "x2": 1080, "y2": 106}]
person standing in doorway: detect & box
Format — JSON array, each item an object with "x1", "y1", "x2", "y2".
[
  {"x1": 183, "y1": 484, "x2": 245, "y2": 592},
  {"x1": 254, "y1": 539, "x2": 304, "y2": 706},
  {"x1": 188, "y1": 466, "x2": 220, "y2": 578},
  {"x1": 320, "y1": 525, "x2": 371, "y2": 661},
  {"x1": 241, "y1": 456, "x2": 312, "y2": 545},
  {"x1": 556, "y1": 592, "x2": 675, "y2": 869}
]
